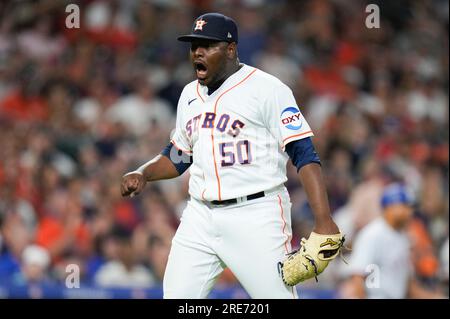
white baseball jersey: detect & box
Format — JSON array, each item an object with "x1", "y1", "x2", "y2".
[{"x1": 171, "y1": 63, "x2": 314, "y2": 201}]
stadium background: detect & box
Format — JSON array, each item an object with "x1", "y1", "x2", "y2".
[{"x1": 0, "y1": 0, "x2": 448, "y2": 298}]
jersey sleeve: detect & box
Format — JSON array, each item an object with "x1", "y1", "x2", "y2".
[
  {"x1": 263, "y1": 83, "x2": 314, "y2": 151},
  {"x1": 170, "y1": 88, "x2": 192, "y2": 155}
]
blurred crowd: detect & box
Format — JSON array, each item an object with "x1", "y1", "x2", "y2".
[{"x1": 0, "y1": 0, "x2": 448, "y2": 297}]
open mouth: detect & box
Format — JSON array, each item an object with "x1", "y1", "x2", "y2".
[{"x1": 194, "y1": 61, "x2": 208, "y2": 79}]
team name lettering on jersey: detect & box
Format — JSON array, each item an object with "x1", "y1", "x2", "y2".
[{"x1": 186, "y1": 113, "x2": 245, "y2": 138}]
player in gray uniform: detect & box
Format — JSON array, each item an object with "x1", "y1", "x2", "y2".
[{"x1": 343, "y1": 183, "x2": 443, "y2": 298}]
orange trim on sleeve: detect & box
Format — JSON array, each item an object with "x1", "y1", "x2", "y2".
[
  {"x1": 196, "y1": 82, "x2": 205, "y2": 102},
  {"x1": 210, "y1": 68, "x2": 257, "y2": 201},
  {"x1": 170, "y1": 139, "x2": 192, "y2": 154},
  {"x1": 282, "y1": 131, "x2": 313, "y2": 145}
]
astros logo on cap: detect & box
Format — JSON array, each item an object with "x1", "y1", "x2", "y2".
[{"x1": 194, "y1": 19, "x2": 207, "y2": 31}]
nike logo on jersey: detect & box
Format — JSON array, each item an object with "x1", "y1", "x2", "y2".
[{"x1": 188, "y1": 98, "x2": 197, "y2": 106}]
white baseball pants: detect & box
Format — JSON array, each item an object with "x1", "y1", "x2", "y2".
[{"x1": 163, "y1": 186, "x2": 298, "y2": 299}]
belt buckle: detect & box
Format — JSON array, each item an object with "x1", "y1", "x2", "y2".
[
  {"x1": 210, "y1": 201, "x2": 223, "y2": 207},
  {"x1": 210, "y1": 197, "x2": 239, "y2": 207},
  {"x1": 209, "y1": 200, "x2": 230, "y2": 207}
]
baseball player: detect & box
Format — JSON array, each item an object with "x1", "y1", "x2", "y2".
[
  {"x1": 342, "y1": 183, "x2": 443, "y2": 298},
  {"x1": 121, "y1": 13, "x2": 343, "y2": 299}
]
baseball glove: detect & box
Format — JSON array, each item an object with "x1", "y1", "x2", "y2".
[{"x1": 278, "y1": 232, "x2": 345, "y2": 286}]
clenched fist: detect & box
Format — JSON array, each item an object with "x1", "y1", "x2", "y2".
[{"x1": 121, "y1": 171, "x2": 147, "y2": 197}]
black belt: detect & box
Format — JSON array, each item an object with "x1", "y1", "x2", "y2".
[{"x1": 210, "y1": 191, "x2": 265, "y2": 206}]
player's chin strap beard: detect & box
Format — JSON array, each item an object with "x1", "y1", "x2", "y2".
[{"x1": 207, "y1": 60, "x2": 240, "y2": 94}]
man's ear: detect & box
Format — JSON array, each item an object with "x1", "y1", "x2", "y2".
[{"x1": 226, "y1": 42, "x2": 237, "y2": 59}]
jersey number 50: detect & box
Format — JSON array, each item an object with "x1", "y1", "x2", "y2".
[{"x1": 219, "y1": 140, "x2": 252, "y2": 167}]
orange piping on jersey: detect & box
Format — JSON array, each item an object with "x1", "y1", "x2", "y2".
[
  {"x1": 278, "y1": 195, "x2": 296, "y2": 298},
  {"x1": 170, "y1": 139, "x2": 192, "y2": 155},
  {"x1": 196, "y1": 82, "x2": 205, "y2": 102},
  {"x1": 277, "y1": 195, "x2": 289, "y2": 254},
  {"x1": 201, "y1": 189, "x2": 206, "y2": 201},
  {"x1": 282, "y1": 130, "x2": 313, "y2": 146},
  {"x1": 210, "y1": 68, "x2": 257, "y2": 201}
]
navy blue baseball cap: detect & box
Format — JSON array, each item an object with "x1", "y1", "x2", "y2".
[
  {"x1": 381, "y1": 183, "x2": 414, "y2": 209},
  {"x1": 177, "y1": 13, "x2": 238, "y2": 43}
]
